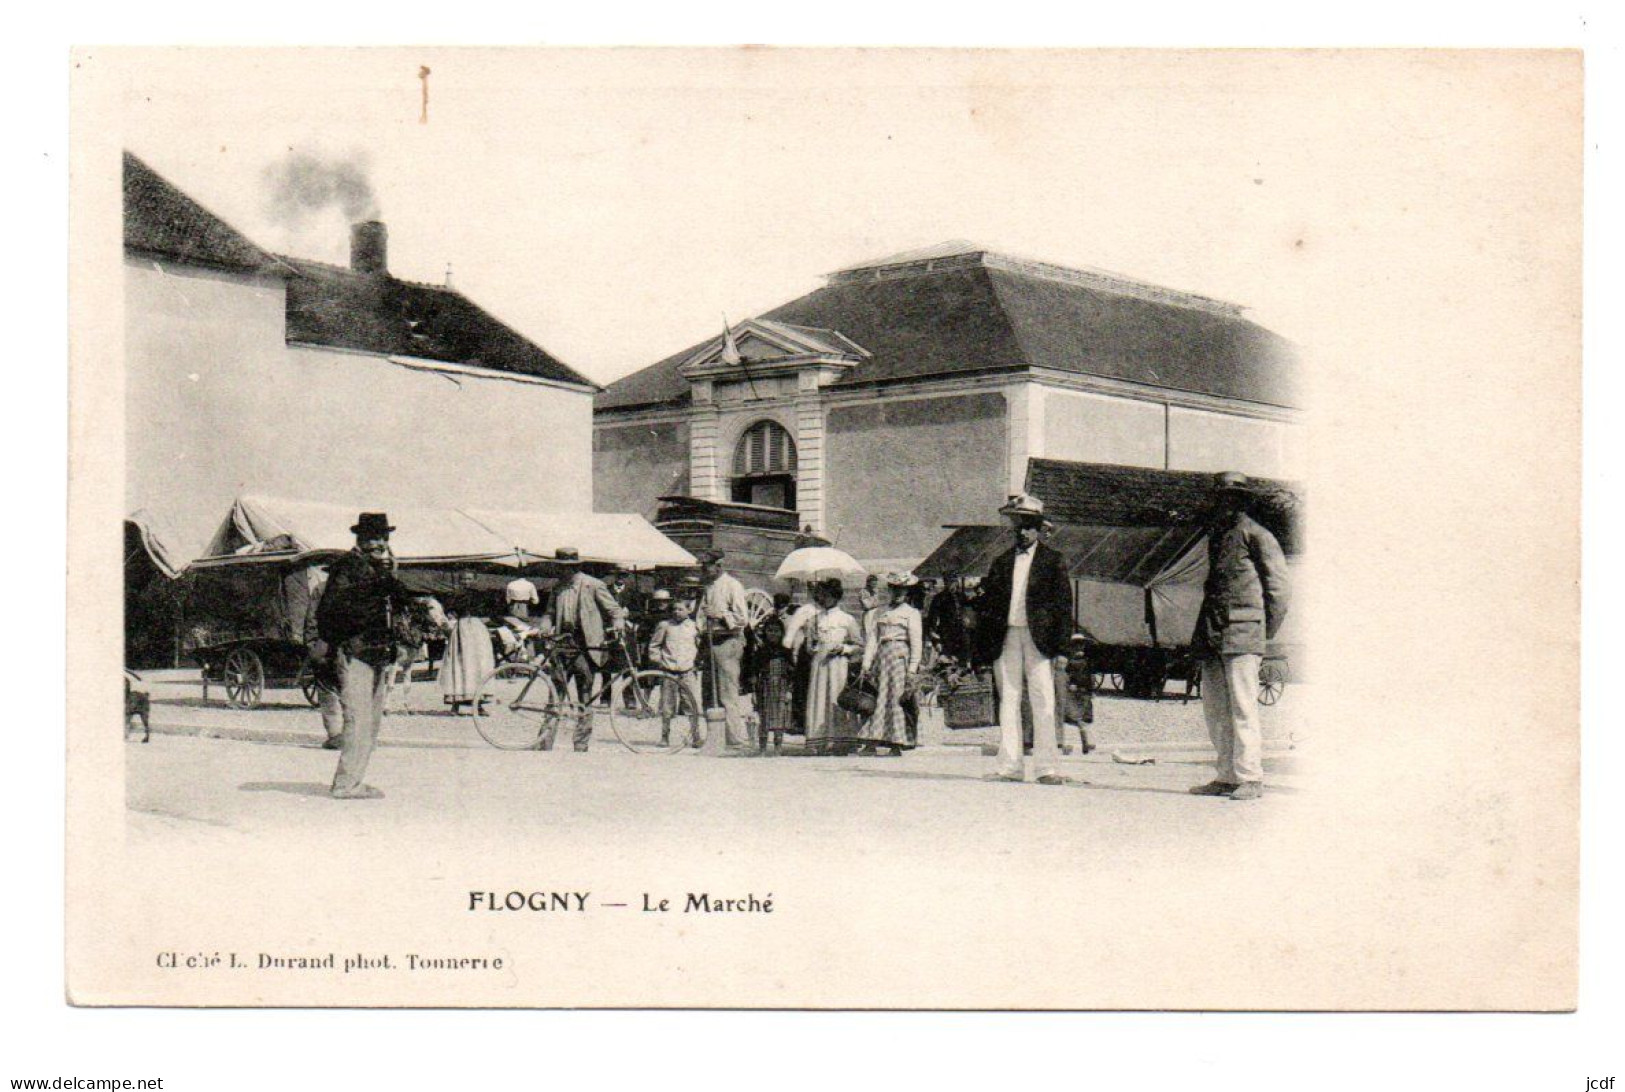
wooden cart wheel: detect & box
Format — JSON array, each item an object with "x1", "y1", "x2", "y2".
[
  {"x1": 744, "y1": 589, "x2": 774, "y2": 630},
  {"x1": 296, "y1": 661, "x2": 322, "y2": 708},
  {"x1": 223, "y1": 646, "x2": 265, "y2": 710},
  {"x1": 1258, "y1": 662, "x2": 1286, "y2": 706}
]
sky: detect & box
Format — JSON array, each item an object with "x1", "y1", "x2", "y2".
[{"x1": 105, "y1": 47, "x2": 1486, "y2": 387}]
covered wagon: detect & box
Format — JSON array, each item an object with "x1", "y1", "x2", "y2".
[{"x1": 915, "y1": 459, "x2": 1304, "y2": 704}]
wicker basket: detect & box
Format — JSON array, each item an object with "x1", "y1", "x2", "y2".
[{"x1": 943, "y1": 673, "x2": 996, "y2": 729}]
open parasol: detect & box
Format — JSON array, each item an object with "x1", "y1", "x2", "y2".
[{"x1": 774, "y1": 546, "x2": 866, "y2": 583}]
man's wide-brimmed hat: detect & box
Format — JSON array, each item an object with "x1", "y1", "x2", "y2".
[
  {"x1": 351, "y1": 512, "x2": 394, "y2": 537},
  {"x1": 885, "y1": 571, "x2": 920, "y2": 588},
  {"x1": 1214, "y1": 471, "x2": 1257, "y2": 494},
  {"x1": 695, "y1": 549, "x2": 725, "y2": 565},
  {"x1": 553, "y1": 547, "x2": 582, "y2": 565},
  {"x1": 650, "y1": 589, "x2": 673, "y2": 603},
  {"x1": 998, "y1": 493, "x2": 1045, "y2": 520}
]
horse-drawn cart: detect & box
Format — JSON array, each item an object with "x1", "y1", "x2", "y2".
[
  {"x1": 182, "y1": 553, "x2": 334, "y2": 710},
  {"x1": 914, "y1": 460, "x2": 1304, "y2": 707}
]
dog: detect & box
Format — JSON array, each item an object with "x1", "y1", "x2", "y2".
[{"x1": 123, "y1": 670, "x2": 151, "y2": 743}]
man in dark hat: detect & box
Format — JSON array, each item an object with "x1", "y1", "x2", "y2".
[
  {"x1": 695, "y1": 549, "x2": 754, "y2": 752},
  {"x1": 1189, "y1": 472, "x2": 1291, "y2": 802},
  {"x1": 543, "y1": 547, "x2": 628, "y2": 751},
  {"x1": 973, "y1": 494, "x2": 1074, "y2": 785},
  {"x1": 315, "y1": 512, "x2": 409, "y2": 800}
]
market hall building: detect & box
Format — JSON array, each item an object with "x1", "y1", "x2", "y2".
[{"x1": 592, "y1": 242, "x2": 1303, "y2": 572}]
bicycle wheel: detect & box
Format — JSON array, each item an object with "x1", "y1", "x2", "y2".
[
  {"x1": 471, "y1": 663, "x2": 566, "y2": 751},
  {"x1": 609, "y1": 670, "x2": 700, "y2": 754}
]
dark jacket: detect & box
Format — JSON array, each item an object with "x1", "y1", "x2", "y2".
[
  {"x1": 315, "y1": 549, "x2": 408, "y2": 665},
  {"x1": 973, "y1": 542, "x2": 1074, "y2": 665},
  {"x1": 1192, "y1": 513, "x2": 1290, "y2": 658},
  {"x1": 926, "y1": 588, "x2": 975, "y2": 662}
]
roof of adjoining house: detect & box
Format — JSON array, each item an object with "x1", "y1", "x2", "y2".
[
  {"x1": 596, "y1": 243, "x2": 1300, "y2": 412},
  {"x1": 123, "y1": 151, "x2": 595, "y2": 390},
  {"x1": 279, "y1": 256, "x2": 596, "y2": 389},
  {"x1": 1026, "y1": 457, "x2": 1303, "y2": 554},
  {"x1": 123, "y1": 151, "x2": 281, "y2": 274}
]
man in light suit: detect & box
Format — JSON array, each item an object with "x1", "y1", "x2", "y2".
[
  {"x1": 974, "y1": 494, "x2": 1075, "y2": 785},
  {"x1": 544, "y1": 547, "x2": 628, "y2": 751},
  {"x1": 1189, "y1": 472, "x2": 1291, "y2": 802},
  {"x1": 695, "y1": 549, "x2": 755, "y2": 753}
]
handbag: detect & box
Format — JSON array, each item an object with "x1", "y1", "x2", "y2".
[{"x1": 837, "y1": 673, "x2": 878, "y2": 717}]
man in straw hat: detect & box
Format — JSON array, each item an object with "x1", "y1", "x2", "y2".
[
  {"x1": 315, "y1": 512, "x2": 409, "y2": 800},
  {"x1": 1188, "y1": 472, "x2": 1291, "y2": 802},
  {"x1": 543, "y1": 547, "x2": 628, "y2": 751},
  {"x1": 973, "y1": 493, "x2": 1074, "y2": 785}
]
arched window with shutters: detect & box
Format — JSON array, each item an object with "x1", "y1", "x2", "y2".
[{"x1": 731, "y1": 419, "x2": 797, "y2": 510}]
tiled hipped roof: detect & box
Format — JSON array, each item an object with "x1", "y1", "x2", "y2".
[
  {"x1": 280, "y1": 257, "x2": 596, "y2": 388},
  {"x1": 596, "y1": 246, "x2": 1300, "y2": 411},
  {"x1": 123, "y1": 151, "x2": 279, "y2": 273}
]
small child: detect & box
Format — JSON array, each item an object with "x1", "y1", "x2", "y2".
[{"x1": 646, "y1": 599, "x2": 704, "y2": 747}]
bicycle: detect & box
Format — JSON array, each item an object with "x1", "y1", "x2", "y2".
[{"x1": 468, "y1": 628, "x2": 703, "y2": 754}]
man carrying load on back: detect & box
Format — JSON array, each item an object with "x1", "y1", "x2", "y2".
[{"x1": 1188, "y1": 472, "x2": 1291, "y2": 803}]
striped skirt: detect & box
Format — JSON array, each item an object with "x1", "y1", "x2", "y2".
[
  {"x1": 867, "y1": 640, "x2": 912, "y2": 746},
  {"x1": 755, "y1": 655, "x2": 797, "y2": 733}
]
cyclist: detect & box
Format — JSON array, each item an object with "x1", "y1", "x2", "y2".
[{"x1": 541, "y1": 547, "x2": 628, "y2": 752}]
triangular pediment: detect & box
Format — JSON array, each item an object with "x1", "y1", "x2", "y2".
[
  {"x1": 680, "y1": 318, "x2": 868, "y2": 373},
  {"x1": 734, "y1": 331, "x2": 792, "y2": 362}
]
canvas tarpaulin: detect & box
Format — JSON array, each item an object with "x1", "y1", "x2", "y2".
[
  {"x1": 464, "y1": 509, "x2": 697, "y2": 570},
  {"x1": 126, "y1": 509, "x2": 189, "y2": 579},
  {"x1": 199, "y1": 494, "x2": 520, "y2": 565},
  {"x1": 125, "y1": 512, "x2": 190, "y2": 667},
  {"x1": 913, "y1": 523, "x2": 1208, "y2": 648},
  {"x1": 193, "y1": 494, "x2": 695, "y2": 572},
  {"x1": 912, "y1": 526, "x2": 1010, "y2": 581}
]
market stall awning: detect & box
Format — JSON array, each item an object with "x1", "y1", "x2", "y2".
[
  {"x1": 125, "y1": 508, "x2": 189, "y2": 579},
  {"x1": 195, "y1": 494, "x2": 522, "y2": 566},
  {"x1": 913, "y1": 523, "x2": 1202, "y2": 584},
  {"x1": 465, "y1": 509, "x2": 697, "y2": 570}
]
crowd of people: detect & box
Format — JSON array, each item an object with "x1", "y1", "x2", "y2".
[{"x1": 304, "y1": 470, "x2": 1289, "y2": 804}]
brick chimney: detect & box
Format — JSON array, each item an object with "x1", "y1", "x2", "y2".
[{"x1": 350, "y1": 220, "x2": 388, "y2": 275}]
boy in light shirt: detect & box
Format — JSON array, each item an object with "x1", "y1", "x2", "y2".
[{"x1": 647, "y1": 598, "x2": 704, "y2": 747}]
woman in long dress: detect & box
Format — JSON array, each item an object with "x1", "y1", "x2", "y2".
[
  {"x1": 782, "y1": 586, "x2": 818, "y2": 739},
  {"x1": 860, "y1": 573, "x2": 923, "y2": 755},
  {"x1": 441, "y1": 612, "x2": 496, "y2": 713},
  {"x1": 794, "y1": 579, "x2": 862, "y2": 755}
]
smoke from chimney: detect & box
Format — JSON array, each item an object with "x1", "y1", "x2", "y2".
[{"x1": 260, "y1": 148, "x2": 381, "y2": 263}]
